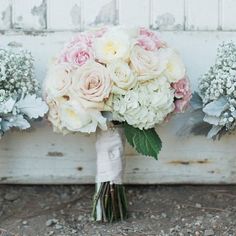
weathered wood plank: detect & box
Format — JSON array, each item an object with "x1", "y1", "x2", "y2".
[
  {"x1": 118, "y1": 0, "x2": 150, "y2": 27},
  {"x1": 221, "y1": 0, "x2": 236, "y2": 31},
  {"x1": 0, "y1": 31, "x2": 236, "y2": 184},
  {"x1": 0, "y1": 119, "x2": 236, "y2": 184},
  {"x1": 12, "y1": 0, "x2": 46, "y2": 30},
  {"x1": 47, "y1": 0, "x2": 82, "y2": 30},
  {"x1": 151, "y1": 0, "x2": 184, "y2": 30},
  {"x1": 0, "y1": 0, "x2": 12, "y2": 30},
  {"x1": 185, "y1": 0, "x2": 219, "y2": 31},
  {"x1": 81, "y1": 0, "x2": 117, "y2": 28}
]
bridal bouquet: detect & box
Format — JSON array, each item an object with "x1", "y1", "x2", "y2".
[
  {"x1": 0, "y1": 48, "x2": 48, "y2": 137},
  {"x1": 44, "y1": 27, "x2": 191, "y2": 222},
  {"x1": 191, "y1": 42, "x2": 236, "y2": 139}
]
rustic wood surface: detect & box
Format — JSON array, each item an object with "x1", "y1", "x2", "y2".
[{"x1": 0, "y1": 32, "x2": 236, "y2": 184}]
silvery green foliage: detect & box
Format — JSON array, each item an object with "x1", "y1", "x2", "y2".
[
  {"x1": 196, "y1": 42, "x2": 236, "y2": 138},
  {"x1": 0, "y1": 48, "x2": 48, "y2": 137}
]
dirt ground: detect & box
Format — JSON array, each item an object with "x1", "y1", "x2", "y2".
[{"x1": 0, "y1": 185, "x2": 236, "y2": 236}]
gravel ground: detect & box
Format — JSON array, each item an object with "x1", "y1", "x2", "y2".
[{"x1": 0, "y1": 185, "x2": 236, "y2": 236}]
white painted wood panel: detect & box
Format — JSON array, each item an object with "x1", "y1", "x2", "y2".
[
  {"x1": 81, "y1": 0, "x2": 117, "y2": 29},
  {"x1": 0, "y1": 0, "x2": 11, "y2": 30},
  {"x1": 1, "y1": 32, "x2": 236, "y2": 184},
  {"x1": 221, "y1": 0, "x2": 236, "y2": 30},
  {"x1": 151, "y1": 0, "x2": 184, "y2": 30},
  {"x1": 47, "y1": 0, "x2": 81, "y2": 30},
  {"x1": 185, "y1": 0, "x2": 219, "y2": 31},
  {"x1": 118, "y1": 0, "x2": 150, "y2": 27},
  {"x1": 12, "y1": 0, "x2": 46, "y2": 30}
]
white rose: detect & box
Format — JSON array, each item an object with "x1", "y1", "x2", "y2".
[
  {"x1": 45, "y1": 63, "x2": 72, "y2": 98},
  {"x1": 130, "y1": 45, "x2": 167, "y2": 81},
  {"x1": 70, "y1": 60, "x2": 112, "y2": 110},
  {"x1": 94, "y1": 28, "x2": 130, "y2": 63},
  {"x1": 60, "y1": 99, "x2": 107, "y2": 133},
  {"x1": 158, "y1": 48, "x2": 186, "y2": 83},
  {"x1": 108, "y1": 60, "x2": 137, "y2": 94}
]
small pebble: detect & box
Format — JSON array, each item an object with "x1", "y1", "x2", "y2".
[
  {"x1": 161, "y1": 213, "x2": 167, "y2": 218},
  {"x1": 195, "y1": 203, "x2": 202, "y2": 208},
  {"x1": 22, "y1": 221, "x2": 28, "y2": 225},
  {"x1": 195, "y1": 231, "x2": 200, "y2": 236},
  {"x1": 204, "y1": 229, "x2": 215, "y2": 236},
  {"x1": 55, "y1": 224, "x2": 63, "y2": 230},
  {"x1": 46, "y1": 219, "x2": 58, "y2": 227},
  {"x1": 4, "y1": 192, "x2": 19, "y2": 201}
]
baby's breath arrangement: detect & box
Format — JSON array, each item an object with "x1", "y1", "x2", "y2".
[
  {"x1": 0, "y1": 48, "x2": 48, "y2": 137},
  {"x1": 192, "y1": 42, "x2": 236, "y2": 138}
]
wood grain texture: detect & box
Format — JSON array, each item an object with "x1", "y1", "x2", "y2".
[{"x1": 1, "y1": 32, "x2": 236, "y2": 184}]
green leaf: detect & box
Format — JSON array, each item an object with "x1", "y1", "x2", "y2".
[{"x1": 124, "y1": 123, "x2": 162, "y2": 159}]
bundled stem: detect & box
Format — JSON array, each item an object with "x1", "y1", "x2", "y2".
[{"x1": 92, "y1": 182, "x2": 128, "y2": 223}]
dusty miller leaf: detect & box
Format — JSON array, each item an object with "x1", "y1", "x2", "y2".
[
  {"x1": 203, "y1": 97, "x2": 229, "y2": 117},
  {"x1": 1, "y1": 115, "x2": 30, "y2": 131},
  {"x1": 16, "y1": 94, "x2": 48, "y2": 119},
  {"x1": 203, "y1": 115, "x2": 220, "y2": 125},
  {"x1": 207, "y1": 125, "x2": 223, "y2": 139}
]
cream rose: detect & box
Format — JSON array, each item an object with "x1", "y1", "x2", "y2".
[
  {"x1": 158, "y1": 48, "x2": 186, "y2": 83},
  {"x1": 108, "y1": 60, "x2": 137, "y2": 95},
  {"x1": 71, "y1": 60, "x2": 112, "y2": 109},
  {"x1": 60, "y1": 99, "x2": 107, "y2": 133},
  {"x1": 45, "y1": 64, "x2": 72, "y2": 98},
  {"x1": 130, "y1": 45, "x2": 167, "y2": 81},
  {"x1": 46, "y1": 96, "x2": 69, "y2": 134},
  {"x1": 94, "y1": 28, "x2": 130, "y2": 64}
]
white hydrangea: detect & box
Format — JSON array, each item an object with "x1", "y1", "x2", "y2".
[{"x1": 112, "y1": 77, "x2": 175, "y2": 130}]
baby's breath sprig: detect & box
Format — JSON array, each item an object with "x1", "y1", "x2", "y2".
[
  {"x1": 198, "y1": 42, "x2": 236, "y2": 135},
  {"x1": 0, "y1": 48, "x2": 39, "y2": 103}
]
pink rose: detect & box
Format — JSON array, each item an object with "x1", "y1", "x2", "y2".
[
  {"x1": 92, "y1": 27, "x2": 108, "y2": 38},
  {"x1": 174, "y1": 98, "x2": 190, "y2": 113},
  {"x1": 172, "y1": 78, "x2": 191, "y2": 98},
  {"x1": 58, "y1": 43, "x2": 94, "y2": 67},
  {"x1": 137, "y1": 36, "x2": 157, "y2": 51},
  {"x1": 137, "y1": 27, "x2": 166, "y2": 51},
  {"x1": 65, "y1": 29, "x2": 107, "y2": 50},
  {"x1": 66, "y1": 32, "x2": 94, "y2": 48},
  {"x1": 172, "y1": 78, "x2": 192, "y2": 113},
  {"x1": 58, "y1": 29, "x2": 109, "y2": 67}
]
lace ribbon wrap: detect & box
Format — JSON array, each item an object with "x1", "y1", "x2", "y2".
[{"x1": 95, "y1": 127, "x2": 125, "y2": 184}]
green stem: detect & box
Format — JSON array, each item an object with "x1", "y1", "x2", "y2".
[{"x1": 92, "y1": 182, "x2": 128, "y2": 222}]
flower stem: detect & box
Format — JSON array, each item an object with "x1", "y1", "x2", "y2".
[{"x1": 92, "y1": 182, "x2": 128, "y2": 222}]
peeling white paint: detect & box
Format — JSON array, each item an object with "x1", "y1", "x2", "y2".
[
  {"x1": 82, "y1": 0, "x2": 117, "y2": 28},
  {"x1": 31, "y1": 0, "x2": 46, "y2": 29},
  {"x1": 47, "y1": 0, "x2": 82, "y2": 30},
  {"x1": 12, "y1": 0, "x2": 46, "y2": 30},
  {"x1": 155, "y1": 13, "x2": 177, "y2": 30},
  {"x1": 0, "y1": 0, "x2": 11, "y2": 29},
  {"x1": 94, "y1": 0, "x2": 116, "y2": 25},
  {"x1": 70, "y1": 4, "x2": 81, "y2": 27}
]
